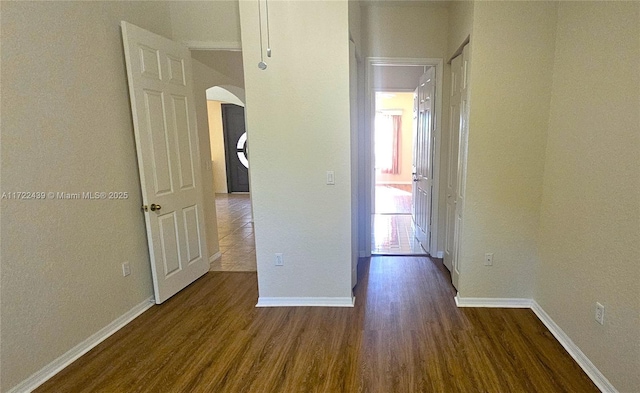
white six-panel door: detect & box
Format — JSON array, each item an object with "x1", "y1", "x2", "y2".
[
  {"x1": 412, "y1": 68, "x2": 436, "y2": 253},
  {"x1": 444, "y1": 54, "x2": 462, "y2": 276},
  {"x1": 445, "y1": 45, "x2": 470, "y2": 289},
  {"x1": 121, "y1": 22, "x2": 209, "y2": 304}
]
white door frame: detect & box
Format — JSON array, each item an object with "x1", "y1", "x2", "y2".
[{"x1": 364, "y1": 57, "x2": 443, "y2": 257}]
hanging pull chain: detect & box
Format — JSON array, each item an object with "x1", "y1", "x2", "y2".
[
  {"x1": 257, "y1": 0, "x2": 267, "y2": 70},
  {"x1": 265, "y1": 0, "x2": 272, "y2": 57}
]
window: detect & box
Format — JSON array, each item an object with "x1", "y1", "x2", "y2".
[{"x1": 374, "y1": 113, "x2": 401, "y2": 174}]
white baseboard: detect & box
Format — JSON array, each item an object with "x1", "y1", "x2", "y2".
[
  {"x1": 256, "y1": 296, "x2": 355, "y2": 308},
  {"x1": 455, "y1": 296, "x2": 617, "y2": 392},
  {"x1": 359, "y1": 250, "x2": 366, "y2": 258},
  {"x1": 454, "y1": 296, "x2": 532, "y2": 308},
  {"x1": 530, "y1": 301, "x2": 618, "y2": 393},
  {"x1": 9, "y1": 297, "x2": 154, "y2": 393},
  {"x1": 209, "y1": 251, "x2": 222, "y2": 263},
  {"x1": 434, "y1": 251, "x2": 444, "y2": 258}
]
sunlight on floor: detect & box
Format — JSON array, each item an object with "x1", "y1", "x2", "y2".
[{"x1": 375, "y1": 185, "x2": 411, "y2": 214}]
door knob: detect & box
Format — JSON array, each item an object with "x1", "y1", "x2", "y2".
[{"x1": 150, "y1": 203, "x2": 161, "y2": 211}]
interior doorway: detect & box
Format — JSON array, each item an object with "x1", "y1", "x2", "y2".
[
  {"x1": 204, "y1": 87, "x2": 256, "y2": 272},
  {"x1": 203, "y1": 86, "x2": 246, "y2": 195},
  {"x1": 192, "y1": 47, "x2": 256, "y2": 272},
  {"x1": 372, "y1": 91, "x2": 424, "y2": 254},
  {"x1": 366, "y1": 59, "x2": 443, "y2": 257}
]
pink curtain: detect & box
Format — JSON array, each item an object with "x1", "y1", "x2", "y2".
[{"x1": 375, "y1": 114, "x2": 402, "y2": 174}]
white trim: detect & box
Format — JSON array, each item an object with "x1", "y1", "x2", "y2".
[
  {"x1": 530, "y1": 301, "x2": 618, "y2": 393},
  {"x1": 359, "y1": 250, "x2": 366, "y2": 258},
  {"x1": 434, "y1": 251, "x2": 444, "y2": 258},
  {"x1": 430, "y1": 60, "x2": 444, "y2": 258},
  {"x1": 256, "y1": 297, "x2": 355, "y2": 308},
  {"x1": 209, "y1": 251, "x2": 222, "y2": 263},
  {"x1": 184, "y1": 41, "x2": 242, "y2": 51},
  {"x1": 8, "y1": 297, "x2": 154, "y2": 393},
  {"x1": 454, "y1": 296, "x2": 532, "y2": 308}
]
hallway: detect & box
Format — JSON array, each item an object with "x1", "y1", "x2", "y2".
[{"x1": 209, "y1": 194, "x2": 256, "y2": 272}]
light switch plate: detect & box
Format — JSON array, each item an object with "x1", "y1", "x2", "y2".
[{"x1": 326, "y1": 171, "x2": 335, "y2": 185}]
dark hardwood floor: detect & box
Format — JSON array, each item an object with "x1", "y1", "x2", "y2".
[{"x1": 36, "y1": 257, "x2": 598, "y2": 392}]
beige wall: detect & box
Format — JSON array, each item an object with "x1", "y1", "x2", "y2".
[
  {"x1": 349, "y1": 0, "x2": 363, "y2": 54},
  {"x1": 371, "y1": 65, "x2": 424, "y2": 91},
  {"x1": 447, "y1": 0, "x2": 474, "y2": 60},
  {"x1": 361, "y1": 3, "x2": 449, "y2": 59},
  {"x1": 191, "y1": 50, "x2": 245, "y2": 88},
  {"x1": 207, "y1": 101, "x2": 229, "y2": 194},
  {"x1": 459, "y1": 1, "x2": 558, "y2": 298},
  {"x1": 535, "y1": 2, "x2": 640, "y2": 391},
  {"x1": 239, "y1": 0, "x2": 354, "y2": 299},
  {"x1": 169, "y1": 0, "x2": 241, "y2": 49},
  {"x1": 375, "y1": 93, "x2": 414, "y2": 185},
  {"x1": 0, "y1": 2, "x2": 174, "y2": 390}
]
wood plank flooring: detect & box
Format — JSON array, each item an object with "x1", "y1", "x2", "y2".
[{"x1": 36, "y1": 257, "x2": 598, "y2": 393}]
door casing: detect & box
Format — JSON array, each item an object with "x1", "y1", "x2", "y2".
[
  {"x1": 413, "y1": 68, "x2": 436, "y2": 254},
  {"x1": 446, "y1": 44, "x2": 471, "y2": 289}
]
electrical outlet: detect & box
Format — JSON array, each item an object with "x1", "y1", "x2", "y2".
[
  {"x1": 275, "y1": 253, "x2": 284, "y2": 266},
  {"x1": 122, "y1": 262, "x2": 131, "y2": 277},
  {"x1": 484, "y1": 253, "x2": 493, "y2": 266},
  {"x1": 595, "y1": 302, "x2": 605, "y2": 325}
]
